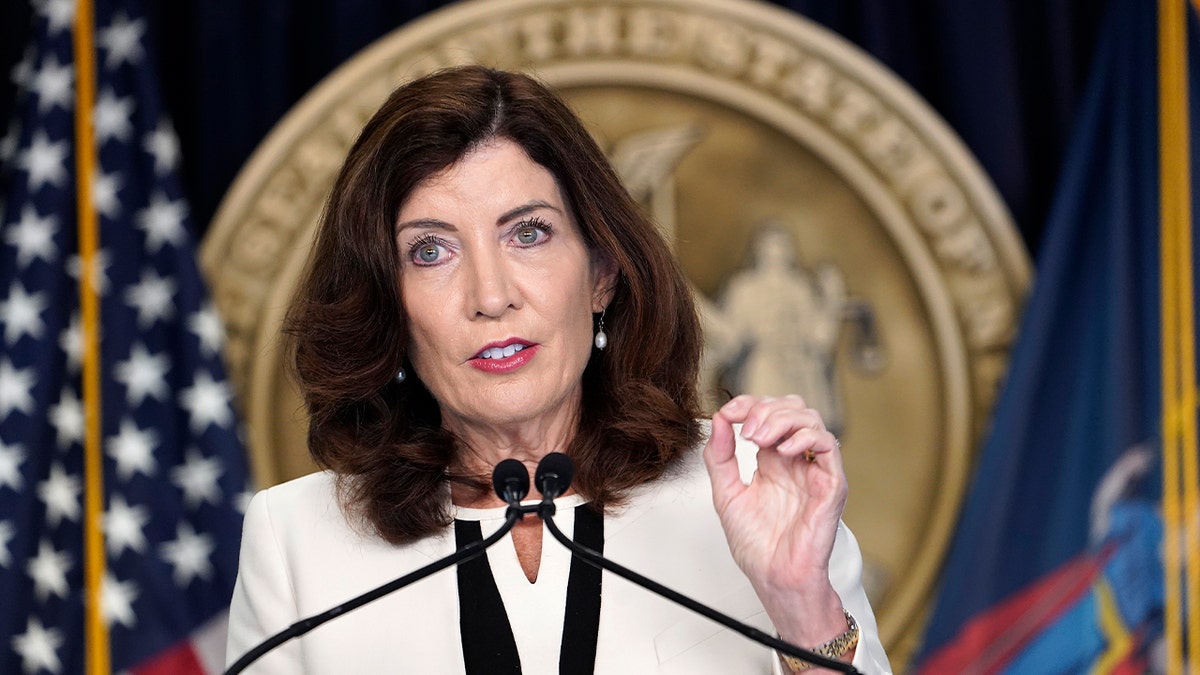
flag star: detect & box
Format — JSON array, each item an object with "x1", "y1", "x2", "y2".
[
  {"x1": 27, "y1": 539, "x2": 72, "y2": 601},
  {"x1": 0, "y1": 122, "x2": 20, "y2": 165},
  {"x1": 0, "y1": 440, "x2": 25, "y2": 491},
  {"x1": 0, "y1": 281, "x2": 49, "y2": 344},
  {"x1": 11, "y1": 617, "x2": 63, "y2": 675},
  {"x1": 38, "y1": 465, "x2": 80, "y2": 527},
  {"x1": 92, "y1": 169, "x2": 122, "y2": 219},
  {"x1": 115, "y1": 343, "x2": 170, "y2": 405},
  {"x1": 93, "y1": 89, "x2": 135, "y2": 145},
  {"x1": 67, "y1": 249, "x2": 112, "y2": 295},
  {"x1": 107, "y1": 418, "x2": 158, "y2": 480},
  {"x1": 143, "y1": 121, "x2": 180, "y2": 174},
  {"x1": 48, "y1": 388, "x2": 83, "y2": 450},
  {"x1": 0, "y1": 358, "x2": 36, "y2": 419},
  {"x1": 37, "y1": 0, "x2": 76, "y2": 34},
  {"x1": 101, "y1": 572, "x2": 139, "y2": 629},
  {"x1": 59, "y1": 313, "x2": 82, "y2": 372},
  {"x1": 188, "y1": 305, "x2": 225, "y2": 357},
  {"x1": 5, "y1": 205, "x2": 59, "y2": 266},
  {"x1": 124, "y1": 270, "x2": 176, "y2": 328},
  {"x1": 97, "y1": 13, "x2": 146, "y2": 68},
  {"x1": 172, "y1": 449, "x2": 224, "y2": 508},
  {"x1": 29, "y1": 56, "x2": 73, "y2": 113},
  {"x1": 18, "y1": 131, "x2": 69, "y2": 191},
  {"x1": 0, "y1": 521, "x2": 14, "y2": 568},
  {"x1": 10, "y1": 46, "x2": 35, "y2": 89},
  {"x1": 137, "y1": 191, "x2": 187, "y2": 252},
  {"x1": 180, "y1": 371, "x2": 234, "y2": 433},
  {"x1": 160, "y1": 522, "x2": 215, "y2": 586},
  {"x1": 236, "y1": 489, "x2": 254, "y2": 514},
  {"x1": 104, "y1": 495, "x2": 149, "y2": 556}
]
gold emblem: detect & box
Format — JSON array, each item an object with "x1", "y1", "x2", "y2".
[{"x1": 202, "y1": 0, "x2": 1031, "y2": 666}]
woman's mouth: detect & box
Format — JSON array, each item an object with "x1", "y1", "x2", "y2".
[
  {"x1": 476, "y1": 343, "x2": 527, "y2": 360},
  {"x1": 470, "y1": 341, "x2": 537, "y2": 372}
]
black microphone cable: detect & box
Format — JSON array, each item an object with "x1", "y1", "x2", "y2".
[
  {"x1": 534, "y1": 452, "x2": 862, "y2": 675},
  {"x1": 225, "y1": 459, "x2": 535, "y2": 674}
]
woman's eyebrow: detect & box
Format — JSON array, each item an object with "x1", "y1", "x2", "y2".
[
  {"x1": 396, "y1": 201, "x2": 561, "y2": 234},
  {"x1": 497, "y1": 200, "x2": 561, "y2": 224},
  {"x1": 396, "y1": 218, "x2": 456, "y2": 235}
]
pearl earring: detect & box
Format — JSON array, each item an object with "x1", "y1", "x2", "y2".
[
  {"x1": 594, "y1": 310, "x2": 608, "y2": 350},
  {"x1": 395, "y1": 367, "x2": 406, "y2": 383}
]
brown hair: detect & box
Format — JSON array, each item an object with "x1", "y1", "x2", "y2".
[{"x1": 285, "y1": 66, "x2": 703, "y2": 543}]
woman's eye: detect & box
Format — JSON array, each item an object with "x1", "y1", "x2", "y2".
[
  {"x1": 513, "y1": 218, "x2": 553, "y2": 246},
  {"x1": 417, "y1": 244, "x2": 440, "y2": 262},
  {"x1": 409, "y1": 236, "x2": 448, "y2": 265}
]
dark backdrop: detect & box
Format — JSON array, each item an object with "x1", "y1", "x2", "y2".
[{"x1": 0, "y1": 1, "x2": 1106, "y2": 258}]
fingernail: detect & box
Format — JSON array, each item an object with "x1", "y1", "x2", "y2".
[{"x1": 741, "y1": 420, "x2": 758, "y2": 438}]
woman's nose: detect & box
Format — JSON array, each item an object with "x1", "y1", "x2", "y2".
[{"x1": 465, "y1": 249, "x2": 520, "y2": 318}]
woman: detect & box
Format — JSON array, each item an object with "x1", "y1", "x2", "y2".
[{"x1": 226, "y1": 66, "x2": 892, "y2": 674}]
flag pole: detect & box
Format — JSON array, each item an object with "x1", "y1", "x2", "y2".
[
  {"x1": 1177, "y1": 1, "x2": 1200, "y2": 663},
  {"x1": 1158, "y1": 1, "x2": 1198, "y2": 672},
  {"x1": 1177, "y1": 0, "x2": 1200, "y2": 664},
  {"x1": 1157, "y1": 0, "x2": 1180, "y2": 670},
  {"x1": 71, "y1": 0, "x2": 110, "y2": 671}
]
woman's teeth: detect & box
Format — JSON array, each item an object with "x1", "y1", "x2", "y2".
[{"x1": 479, "y1": 344, "x2": 526, "y2": 359}]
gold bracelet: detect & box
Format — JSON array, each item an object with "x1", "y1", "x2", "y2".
[{"x1": 779, "y1": 609, "x2": 860, "y2": 672}]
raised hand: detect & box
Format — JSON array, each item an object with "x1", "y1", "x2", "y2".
[{"x1": 702, "y1": 394, "x2": 850, "y2": 648}]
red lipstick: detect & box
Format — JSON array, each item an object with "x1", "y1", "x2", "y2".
[{"x1": 470, "y1": 339, "x2": 537, "y2": 373}]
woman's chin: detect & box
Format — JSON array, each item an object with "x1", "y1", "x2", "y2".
[{"x1": 442, "y1": 387, "x2": 583, "y2": 439}]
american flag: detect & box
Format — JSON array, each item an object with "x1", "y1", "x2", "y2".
[{"x1": 0, "y1": 0, "x2": 250, "y2": 672}]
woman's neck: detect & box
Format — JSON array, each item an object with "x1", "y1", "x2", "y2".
[{"x1": 444, "y1": 403, "x2": 580, "y2": 509}]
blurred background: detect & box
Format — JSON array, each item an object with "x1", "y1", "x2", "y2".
[{"x1": 1, "y1": 1, "x2": 1194, "y2": 673}]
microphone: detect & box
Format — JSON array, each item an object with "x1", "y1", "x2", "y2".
[
  {"x1": 534, "y1": 451, "x2": 573, "y2": 501},
  {"x1": 225, "y1": 462, "x2": 533, "y2": 674},
  {"x1": 533, "y1": 454, "x2": 861, "y2": 675},
  {"x1": 493, "y1": 457, "x2": 531, "y2": 506}
]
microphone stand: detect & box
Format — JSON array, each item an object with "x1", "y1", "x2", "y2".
[
  {"x1": 225, "y1": 503, "x2": 537, "y2": 674},
  {"x1": 537, "y1": 499, "x2": 861, "y2": 674}
]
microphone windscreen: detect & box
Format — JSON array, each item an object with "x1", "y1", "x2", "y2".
[
  {"x1": 535, "y1": 452, "x2": 575, "y2": 498},
  {"x1": 492, "y1": 458, "x2": 530, "y2": 503}
]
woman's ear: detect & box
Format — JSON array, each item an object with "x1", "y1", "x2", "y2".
[{"x1": 590, "y1": 251, "x2": 619, "y2": 312}]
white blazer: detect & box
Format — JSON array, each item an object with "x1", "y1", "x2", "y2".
[{"x1": 226, "y1": 434, "x2": 893, "y2": 673}]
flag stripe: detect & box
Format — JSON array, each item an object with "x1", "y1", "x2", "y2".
[{"x1": 70, "y1": 0, "x2": 110, "y2": 671}]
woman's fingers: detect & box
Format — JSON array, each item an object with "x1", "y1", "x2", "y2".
[
  {"x1": 705, "y1": 394, "x2": 850, "y2": 600},
  {"x1": 776, "y1": 426, "x2": 840, "y2": 460},
  {"x1": 702, "y1": 409, "x2": 745, "y2": 502},
  {"x1": 721, "y1": 394, "x2": 810, "y2": 436},
  {"x1": 720, "y1": 394, "x2": 830, "y2": 452}
]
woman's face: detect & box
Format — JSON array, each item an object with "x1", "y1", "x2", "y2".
[{"x1": 396, "y1": 139, "x2": 614, "y2": 434}]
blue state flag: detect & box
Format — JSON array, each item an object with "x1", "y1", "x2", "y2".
[
  {"x1": 0, "y1": 0, "x2": 250, "y2": 672},
  {"x1": 916, "y1": 0, "x2": 1200, "y2": 672}
]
